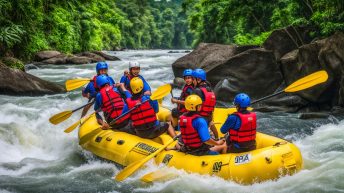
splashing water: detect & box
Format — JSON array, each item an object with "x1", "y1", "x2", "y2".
[{"x1": 0, "y1": 50, "x2": 343, "y2": 193}]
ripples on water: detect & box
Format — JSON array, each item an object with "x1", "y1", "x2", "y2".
[{"x1": 0, "y1": 50, "x2": 343, "y2": 193}]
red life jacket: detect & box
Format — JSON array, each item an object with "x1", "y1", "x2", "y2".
[
  {"x1": 178, "y1": 84, "x2": 193, "y2": 113},
  {"x1": 126, "y1": 96, "x2": 157, "y2": 130},
  {"x1": 100, "y1": 86, "x2": 129, "y2": 124},
  {"x1": 179, "y1": 113, "x2": 203, "y2": 148},
  {"x1": 229, "y1": 112, "x2": 257, "y2": 143},
  {"x1": 92, "y1": 75, "x2": 98, "y2": 90},
  {"x1": 199, "y1": 87, "x2": 216, "y2": 117}
]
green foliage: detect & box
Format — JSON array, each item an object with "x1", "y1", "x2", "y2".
[
  {"x1": 0, "y1": 0, "x2": 342, "y2": 60},
  {"x1": 184, "y1": 0, "x2": 344, "y2": 45},
  {"x1": 1, "y1": 57, "x2": 25, "y2": 71},
  {"x1": 0, "y1": 24, "x2": 25, "y2": 48}
]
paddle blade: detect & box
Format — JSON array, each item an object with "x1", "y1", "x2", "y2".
[
  {"x1": 141, "y1": 168, "x2": 178, "y2": 183},
  {"x1": 65, "y1": 78, "x2": 91, "y2": 91},
  {"x1": 49, "y1": 111, "x2": 72, "y2": 125},
  {"x1": 114, "y1": 135, "x2": 179, "y2": 181},
  {"x1": 284, "y1": 70, "x2": 328, "y2": 93},
  {"x1": 64, "y1": 120, "x2": 80, "y2": 133},
  {"x1": 151, "y1": 84, "x2": 172, "y2": 100}
]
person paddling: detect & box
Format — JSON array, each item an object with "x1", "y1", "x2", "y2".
[
  {"x1": 170, "y1": 69, "x2": 194, "y2": 128},
  {"x1": 120, "y1": 61, "x2": 151, "y2": 95},
  {"x1": 125, "y1": 77, "x2": 176, "y2": 139},
  {"x1": 81, "y1": 62, "x2": 115, "y2": 117},
  {"x1": 93, "y1": 75, "x2": 134, "y2": 134},
  {"x1": 167, "y1": 95, "x2": 225, "y2": 155},
  {"x1": 191, "y1": 68, "x2": 218, "y2": 139},
  {"x1": 220, "y1": 93, "x2": 257, "y2": 153}
]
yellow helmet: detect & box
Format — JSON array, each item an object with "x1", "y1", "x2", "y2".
[
  {"x1": 185, "y1": 95, "x2": 203, "y2": 111},
  {"x1": 130, "y1": 77, "x2": 144, "y2": 94}
]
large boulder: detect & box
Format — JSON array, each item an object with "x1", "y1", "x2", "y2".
[
  {"x1": 318, "y1": 32, "x2": 344, "y2": 106},
  {"x1": 35, "y1": 51, "x2": 62, "y2": 61},
  {"x1": 41, "y1": 54, "x2": 67, "y2": 64},
  {"x1": 0, "y1": 62, "x2": 65, "y2": 96},
  {"x1": 280, "y1": 39, "x2": 335, "y2": 103},
  {"x1": 76, "y1": 52, "x2": 105, "y2": 62},
  {"x1": 263, "y1": 26, "x2": 312, "y2": 61},
  {"x1": 171, "y1": 43, "x2": 258, "y2": 78},
  {"x1": 212, "y1": 48, "x2": 283, "y2": 102},
  {"x1": 91, "y1": 51, "x2": 120, "y2": 61},
  {"x1": 66, "y1": 56, "x2": 92, "y2": 64}
]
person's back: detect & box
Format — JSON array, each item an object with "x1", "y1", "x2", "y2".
[
  {"x1": 191, "y1": 68, "x2": 218, "y2": 139},
  {"x1": 168, "y1": 95, "x2": 225, "y2": 156},
  {"x1": 94, "y1": 75, "x2": 134, "y2": 134},
  {"x1": 126, "y1": 77, "x2": 176, "y2": 139},
  {"x1": 220, "y1": 93, "x2": 256, "y2": 153},
  {"x1": 81, "y1": 62, "x2": 115, "y2": 118}
]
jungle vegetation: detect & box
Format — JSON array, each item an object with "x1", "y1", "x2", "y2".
[{"x1": 0, "y1": 0, "x2": 343, "y2": 60}]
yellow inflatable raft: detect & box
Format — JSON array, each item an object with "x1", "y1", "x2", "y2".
[{"x1": 78, "y1": 107, "x2": 302, "y2": 184}]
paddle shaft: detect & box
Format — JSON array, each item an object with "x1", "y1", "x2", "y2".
[
  {"x1": 73, "y1": 99, "x2": 95, "y2": 113},
  {"x1": 109, "y1": 99, "x2": 150, "y2": 125},
  {"x1": 251, "y1": 90, "x2": 284, "y2": 105},
  {"x1": 115, "y1": 134, "x2": 180, "y2": 181}
]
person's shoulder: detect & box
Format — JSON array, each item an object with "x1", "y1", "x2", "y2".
[{"x1": 193, "y1": 116, "x2": 207, "y2": 124}]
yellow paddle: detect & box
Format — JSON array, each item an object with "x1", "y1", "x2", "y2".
[
  {"x1": 64, "y1": 112, "x2": 96, "y2": 133},
  {"x1": 114, "y1": 135, "x2": 180, "y2": 182},
  {"x1": 49, "y1": 100, "x2": 95, "y2": 125},
  {"x1": 65, "y1": 78, "x2": 91, "y2": 91},
  {"x1": 251, "y1": 70, "x2": 328, "y2": 104}
]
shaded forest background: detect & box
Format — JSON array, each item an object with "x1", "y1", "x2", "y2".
[{"x1": 0, "y1": 0, "x2": 343, "y2": 61}]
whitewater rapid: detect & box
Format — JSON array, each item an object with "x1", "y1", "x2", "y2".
[{"x1": 0, "y1": 50, "x2": 343, "y2": 193}]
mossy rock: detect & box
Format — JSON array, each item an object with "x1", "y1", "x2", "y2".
[{"x1": 1, "y1": 57, "x2": 25, "y2": 71}]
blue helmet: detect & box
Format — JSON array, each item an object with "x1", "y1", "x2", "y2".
[
  {"x1": 96, "y1": 74, "x2": 110, "y2": 88},
  {"x1": 183, "y1": 69, "x2": 193, "y2": 77},
  {"x1": 192, "y1": 68, "x2": 206, "y2": 81},
  {"x1": 234, "y1": 93, "x2": 251, "y2": 108},
  {"x1": 96, "y1": 62, "x2": 108, "y2": 73}
]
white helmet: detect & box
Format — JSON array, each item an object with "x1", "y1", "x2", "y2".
[{"x1": 129, "y1": 61, "x2": 140, "y2": 69}]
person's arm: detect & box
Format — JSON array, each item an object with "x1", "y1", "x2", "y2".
[
  {"x1": 120, "y1": 75, "x2": 126, "y2": 84},
  {"x1": 94, "y1": 94, "x2": 109, "y2": 129},
  {"x1": 108, "y1": 76, "x2": 115, "y2": 85},
  {"x1": 146, "y1": 96, "x2": 159, "y2": 113},
  {"x1": 193, "y1": 117, "x2": 224, "y2": 146},
  {"x1": 220, "y1": 115, "x2": 239, "y2": 134}
]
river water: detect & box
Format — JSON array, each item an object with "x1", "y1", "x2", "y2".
[{"x1": 0, "y1": 50, "x2": 343, "y2": 193}]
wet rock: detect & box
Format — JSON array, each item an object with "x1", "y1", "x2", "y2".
[
  {"x1": 0, "y1": 62, "x2": 65, "y2": 96},
  {"x1": 24, "y1": 64, "x2": 39, "y2": 71},
  {"x1": 318, "y1": 32, "x2": 344, "y2": 106},
  {"x1": 172, "y1": 77, "x2": 185, "y2": 88},
  {"x1": 263, "y1": 26, "x2": 312, "y2": 61},
  {"x1": 171, "y1": 43, "x2": 258, "y2": 78},
  {"x1": 35, "y1": 50, "x2": 61, "y2": 61},
  {"x1": 76, "y1": 52, "x2": 105, "y2": 62},
  {"x1": 91, "y1": 51, "x2": 120, "y2": 61},
  {"x1": 41, "y1": 54, "x2": 67, "y2": 64},
  {"x1": 66, "y1": 56, "x2": 92, "y2": 64},
  {"x1": 281, "y1": 32, "x2": 344, "y2": 107},
  {"x1": 212, "y1": 48, "x2": 283, "y2": 102}
]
